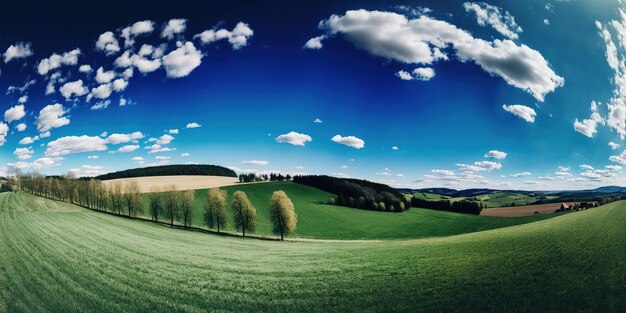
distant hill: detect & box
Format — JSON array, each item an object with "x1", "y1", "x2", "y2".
[{"x1": 95, "y1": 164, "x2": 237, "y2": 180}]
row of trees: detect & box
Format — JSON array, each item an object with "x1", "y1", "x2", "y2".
[
  {"x1": 10, "y1": 171, "x2": 298, "y2": 240},
  {"x1": 294, "y1": 175, "x2": 410, "y2": 212},
  {"x1": 410, "y1": 198, "x2": 483, "y2": 215},
  {"x1": 238, "y1": 173, "x2": 292, "y2": 183}
]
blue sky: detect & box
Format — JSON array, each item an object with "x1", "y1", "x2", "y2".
[{"x1": 0, "y1": 0, "x2": 625, "y2": 190}]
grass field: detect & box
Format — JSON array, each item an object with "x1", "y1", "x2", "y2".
[
  {"x1": 481, "y1": 203, "x2": 565, "y2": 217},
  {"x1": 143, "y1": 182, "x2": 553, "y2": 240},
  {"x1": 412, "y1": 191, "x2": 559, "y2": 208},
  {"x1": 1, "y1": 191, "x2": 626, "y2": 312}
]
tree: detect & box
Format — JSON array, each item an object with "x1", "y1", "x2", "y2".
[
  {"x1": 231, "y1": 191, "x2": 257, "y2": 238},
  {"x1": 205, "y1": 188, "x2": 227, "y2": 233},
  {"x1": 123, "y1": 181, "x2": 142, "y2": 217},
  {"x1": 378, "y1": 202, "x2": 385, "y2": 211},
  {"x1": 268, "y1": 190, "x2": 297, "y2": 240},
  {"x1": 180, "y1": 190, "x2": 195, "y2": 227},
  {"x1": 148, "y1": 189, "x2": 162, "y2": 222},
  {"x1": 164, "y1": 185, "x2": 179, "y2": 225}
]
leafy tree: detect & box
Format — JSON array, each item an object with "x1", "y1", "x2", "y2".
[
  {"x1": 268, "y1": 190, "x2": 298, "y2": 240},
  {"x1": 123, "y1": 181, "x2": 143, "y2": 217},
  {"x1": 231, "y1": 191, "x2": 257, "y2": 238},
  {"x1": 180, "y1": 190, "x2": 195, "y2": 227},
  {"x1": 164, "y1": 185, "x2": 179, "y2": 225},
  {"x1": 205, "y1": 188, "x2": 227, "y2": 232},
  {"x1": 148, "y1": 189, "x2": 162, "y2": 222}
]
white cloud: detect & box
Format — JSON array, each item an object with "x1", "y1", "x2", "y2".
[
  {"x1": 90, "y1": 100, "x2": 111, "y2": 110},
  {"x1": 87, "y1": 155, "x2": 99, "y2": 159},
  {"x1": 194, "y1": 22, "x2": 254, "y2": 49},
  {"x1": 574, "y1": 101, "x2": 605, "y2": 138},
  {"x1": 502, "y1": 104, "x2": 536, "y2": 123},
  {"x1": 396, "y1": 70, "x2": 413, "y2": 80},
  {"x1": 162, "y1": 19, "x2": 187, "y2": 39},
  {"x1": 579, "y1": 164, "x2": 594, "y2": 171},
  {"x1": 275, "y1": 131, "x2": 312, "y2": 146},
  {"x1": 484, "y1": 150, "x2": 507, "y2": 159},
  {"x1": 168, "y1": 129, "x2": 179, "y2": 134},
  {"x1": 186, "y1": 122, "x2": 201, "y2": 128},
  {"x1": 16, "y1": 123, "x2": 27, "y2": 132},
  {"x1": 37, "y1": 48, "x2": 81, "y2": 75},
  {"x1": 303, "y1": 35, "x2": 327, "y2": 49},
  {"x1": 457, "y1": 161, "x2": 502, "y2": 172},
  {"x1": 310, "y1": 10, "x2": 562, "y2": 101},
  {"x1": 7, "y1": 157, "x2": 63, "y2": 171},
  {"x1": 95, "y1": 67, "x2": 116, "y2": 84},
  {"x1": 4, "y1": 105, "x2": 26, "y2": 123},
  {"x1": 242, "y1": 160, "x2": 269, "y2": 166},
  {"x1": 39, "y1": 131, "x2": 50, "y2": 138},
  {"x1": 331, "y1": 134, "x2": 365, "y2": 149},
  {"x1": 4, "y1": 42, "x2": 33, "y2": 63},
  {"x1": 95, "y1": 31, "x2": 120, "y2": 56},
  {"x1": 156, "y1": 134, "x2": 174, "y2": 145},
  {"x1": 155, "y1": 156, "x2": 170, "y2": 160},
  {"x1": 162, "y1": 41, "x2": 203, "y2": 78},
  {"x1": 59, "y1": 80, "x2": 88, "y2": 99},
  {"x1": 396, "y1": 67, "x2": 435, "y2": 81},
  {"x1": 18, "y1": 96, "x2": 28, "y2": 104},
  {"x1": 105, "y1": 132, "x2": 144, "y2": 144},
  {"x1": 609, "y1": 141, "x2": 621, "y2": 150},
  {"x1": 132, "y1": 156, "x2": 145, "y2": 163},
  {"x1": 463, "y1": 2, "x2": 522, "y2": 39},
  {"x1": 114, "y1": 51, "x2": 133, "y2": 68},
  {"x1": 511, "y1": 172, "x2": 531, "y2": 177},
  {"x1": 544, "y1": 19, "x2": 550, "y2": 25},
  {"x1": 91, "y1": 84, "x2": 112, "y2": 99},
  {"x1": 117, "y1": 145, "x2": 140, "y2": 153},
  {"x1": 0, "y1": 123, "x2": 8, "y2": 146},
  {"x1": 46, "y1": 135, "x2": 107, "y2": 156},
  {"x1": 180, "y1": 153, "x2": 190, "y2": 157},
  {"x1": 19, "y1": 136, "x2": 38, "y2": 145},
  {"x1": 392, "y1": 146, "x2": 399, "y2": 150},
  {"x1": 14, "y1": 147, "x2": 33, "y2": 160},
  {"x1": 112, "y1": 79, "x2": 129, "y2": 92},
  {"x1": 121, "y1": 20, "x2": 155, "y2": 48},
  {"x1": 132, "y1": 55, "x2": 162, "y2": 73},
  {"x1": 79, "y1": 64, "x2": 93, "y2": 73},
  {"x1": 36, "y1": 104, "x2": 70, "y2": 132},
  {"x1": 69, "y1": 165, "x2": 107, "y2": 177}
]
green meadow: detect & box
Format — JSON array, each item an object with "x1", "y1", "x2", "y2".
[{"x1": 1, "y1": 191, "x2": 625, "y2": 312}]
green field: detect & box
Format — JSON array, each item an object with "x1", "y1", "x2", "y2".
[
  {"x1": 1, "y1": 191, "x2": 626, "y2": 312},
  {"x1": 143, "y1": 182, "x2": 553, "y2": 239},
  {"x1": 412, "y1": 191, "x2": 560, "y2": 208}
]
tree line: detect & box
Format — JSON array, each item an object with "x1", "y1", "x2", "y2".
[
  {"x1": 238, "y1": 173, "x2": 292, "y2": 183},
  {"x1": 410, "y1": 198, "x2": 483, "y2": 215},
  {"x1": 9, "y1": 172, "x2": 298, "y2": 240},
  {"x1": 95, "y1": 164, "x2": 237, "y2": 180},
  {"x1": 293, "y1": 175, "x2": 410, "y2": 212}
]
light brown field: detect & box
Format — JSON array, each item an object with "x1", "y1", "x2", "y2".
[
  {"x1": 101, "y1": 175, "x2": 241, "y2": 193},
  {"x1": 481, "y1": 202, "x2": 562, "y2": 217}
]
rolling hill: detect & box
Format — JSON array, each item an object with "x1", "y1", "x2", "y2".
[
  {"x1": 142, "y1": 181, "x2": 554, "y2": 239},
  {"x1": 95, "y1": 164, "x2": 237, "y2": 180},
  {"x1": 1, "y1": 191, "x2": 625, "y2": 312}
]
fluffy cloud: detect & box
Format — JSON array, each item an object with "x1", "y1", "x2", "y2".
[
  {"x1": 162, "y1": 41, "x2": 203, "y2": 78},
  {"x1": 14, "y1": 147, "x2": 34, "y2": 160},
  {"x1": 7, "y1": 157, "x2": 63, "y2": 171},
  {"x1": 112, "y1": 78, "x2": 128, "y2": 92},
  {"x1": 194, "y1": 22, "x2": 254, "y2": 49},
  {"x1": 579, "y1": 164, "x2": 594, "y2": 171},
  {"x1": 511, "y1": 172, "x2": 531, "y2": 177},
  {"x1": 156, "y1": 134, "x2": 174, "y2": 145},
  {"x1": 186, "y1": 122, "x2": 201, "y2": 128},
  {"x1": 396, "y1": 67, "x2": 435, "y2": 81},
  {"x1": 95, "y1": 31, "x2": 120, "y2": 55},
  {"x1": 16, "y1": 123, "x2": 27, "y2": 132},
  {"x1": 59, "y1": 80, "x2": 88, "y2": 99},
  {"x1": 87, "y1": 155, "x2": 99, "y2": 159},
  {"x1": 275, "y1": 131, "x2": 312, "y2": 146},
  {"x1": 484, "y1": 150, "x2": 507, "y2": 159},
  {"x1": 36, "y1": 104, "x2": 70, "y2": 132},
  {"x1": 392, "y1": 146, "x2": 399, "y2": 150},
  {"x1": 331, "y1": 134, "x2": 365, "y2": 149},
  {"x1": 242, "y1": 160, "x2": 269, "y2": 166},
  {"x1": 162, "y1": 19, "x2": 187, "y2": 39},
  {"x1": 168, "y1": 129, "x2": 179, "y2": 134},
  {"x1": 19, "y1": 136, "x2": 38, "y2": 145},
  {"x1": 132, "y1": 54, "x2": 162, "y2": 73},
  {"x1": 457, "y1": 161, "x2": 502, "y2": 172},
  {"x1": 46, "y1": 135, "x2": 107, "y2": 156},
  {"x1": 79, "y1": 64, "x2": 92, "y2": 73},
  {"x1": 69, "y1": 165, "x2": 108, "y2": 177},
  {"x1": 463, "y1": 2, "x2": 522, "y2": 39},
  {"x1": 95, "y1": 67, "x2": 116, "y2": 84},
  {"x1": 121, "y1": 20, "x2": 155, "y2": 48},
  {"x1": 91, "y1": 84, "x2": 113, "y2": 99},
  {"x1": 502, "y1": 104, "x2": 536, "y2": 123},
  {"x1": 117, "y1": 145, "x2": 140, "y2": 153},
  {"x1": 90, "y1": 100, "x2": 111, "y2": 110},
  {"x1": 574, "y1": 101, "x2": 605, "y2": 138},
  {"x1": 304, "y1": 35, "x2": 327, "y2": 49},
  {"x1": 4, "y1": 105, "x2": 26, "y2": 123},
  {"x1": 609, "y1": 141, "x2": 621, "y2": 150},
  {"x1": 105, "y1": 132, "x2": 144, "y2": 144},
  {"x1": 309, "y1": 10, "x2": 562, "y2": 101},
  {"x1": 180, "y1": 153, "x2": 190, "y2": 157},
  {"x1": 0, "y1": 123, "x2": 8, "y2": 146},
  {"x1": 4, "y1": 42, "x2": 33, "y2": 63},
  {"x1": 37, "y1": 48, "x2": 81, "y2": 75}
]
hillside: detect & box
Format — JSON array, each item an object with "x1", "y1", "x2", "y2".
[
  {"x1": 144, "y1": 181, "x2": 553, "y2": 239},
  {"x1": 95, "y1": 164, "x2": 237, "y2": 180},
  {"x1": 1, "y1": 192, "x2": 625, "y2": 312}
]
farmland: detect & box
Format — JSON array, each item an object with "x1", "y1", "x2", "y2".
[
  {"x1": 143, "y1": 181, "x2": 553, "y2": 240},
  {"x1": 481, "y1": 203, "x2": 565, "y2": 217},
  {"x1": 1, "y1": 191, "x2": 626, "y2": 312},
  {"x1": 101, "y1": 175, "x2": 240, "y2": 193}
]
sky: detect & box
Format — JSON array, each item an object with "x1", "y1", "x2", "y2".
[{"x1": 0, "y1": 0, "x2": 625, "y2": 190}]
